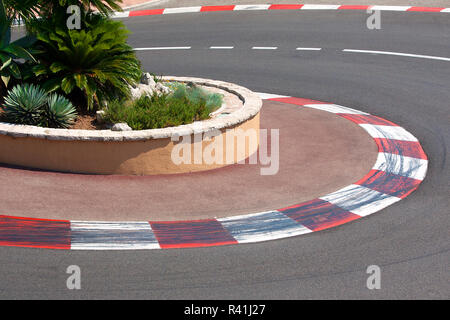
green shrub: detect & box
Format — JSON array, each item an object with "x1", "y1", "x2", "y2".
[
  {"x1": 104, "y1": 93, "x2": 212, "y2": 130},
  {"x1": 2, "y1": 83, "x2": 77, "y2": 128},
  {"x1": 170, "y1": 82, "x2": 223, "y2": 112},
  {"x1": 29, "y1": 13, "x2": 141, "y2": 111}
]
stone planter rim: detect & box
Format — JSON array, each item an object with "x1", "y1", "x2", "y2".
[{"x1": 0, "y1": 76, "x2": 262, "y2": 142}]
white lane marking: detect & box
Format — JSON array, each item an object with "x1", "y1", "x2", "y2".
[
  {"x1": 163, "y1": 6, "x2": 201, "y2": 14},
  {"x1": 252, "y1": 46, "x2": 278, "y2": 50},
  {"x1": 134, "y1": 47, "x2": 191, "y2": 51},
  {"x1": 301, "y1": 4, "x2": 340, "y2": 10},
  {"x1": 441, "y1": 8, "x2": 450, "y2": 12},
  {"x1": 369, "y1": 6, "x2": 411, "y2": 11},
  {"x1": 132, "y1": 46, "x2": 450, "y2": 66},
  {"x1": 296, "y1": 47, "x2": 322, "y2": 51},
  {"x1": 234, "y1": 4, "x2": 271, "y2": 11},
  {"x1": 343, "y1": 49, "x2": 450, "y2": 62},
  {"x1": 209, "y1": 46, "x2": 234, "y2": 49}
]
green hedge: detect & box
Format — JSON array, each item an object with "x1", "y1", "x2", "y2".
[{"x1": 104, "y1": 83, "x2": 223, "y2": 130}]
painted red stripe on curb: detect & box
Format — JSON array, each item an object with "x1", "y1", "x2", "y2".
[
  {"x1": 200, "y1": 5, "x2": 236, "y2": 12},
  {"x1": 0, "y1": 242, "x2": 70, "y2": 249},
  {"x1": 269, "y1": 4, "x2": 304, "y2": 10},
  {"x1": 279, "y1": 199, "x2": 360, "y2": 231},
  {"x1": 0, "y1": 215, "x2": 71, "y2": 249},
  {"x1": 374, "y1": 138, "x2": 427, "y2": 160},
  {"x1": 338, "y1": 114, "x2": 399, "y2": 126},
  {"x1": 129, "y1": 9, "x2": 164, "y2": 16},
  {"x1": 338, "y1": 5, "x2": 370, "y2": 10},
  {"x1": 0, "y1": 214, "x2": 69, "y2": 223},
  {"x1": 407, "y1": 7, "x2": 445, "y2": 12},
  {"x1": 355, "y1": 169, "x2": 422, "y2": 198},
  {"x1": 150, "y1": 219, "x2": 238, "y2": 249},
  {"x1": 268, "y1": 97, "x2": 327, "y2": 106}
]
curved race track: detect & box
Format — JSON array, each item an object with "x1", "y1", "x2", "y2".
[{"x1": 1, "y1": 9, "x2": 449, "y2": 299}]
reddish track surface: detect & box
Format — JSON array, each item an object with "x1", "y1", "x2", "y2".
[{"x1": 0, "y1": 100, "x2": 377, "y2": 221}]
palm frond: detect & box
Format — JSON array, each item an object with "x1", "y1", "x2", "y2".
[{"x1": 32, "y1": 13, "x2": 141, "y2": 110}]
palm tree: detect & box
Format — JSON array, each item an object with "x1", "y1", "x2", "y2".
[
  {"x1": 4, "y1": 0, "x2": 123, "y2": 20},
  {"x1": 3, "y1": 0, "x2": 41, "y2": 22},
  {"x1": 0, "y1": 0, "x2": 37, "y2": 99},
  {"x1": 2, "y1": 0, "x2": 133, "y2": 108},
  {"x1": 31, "y1": 13, "x2": 141, "y2": 110}
]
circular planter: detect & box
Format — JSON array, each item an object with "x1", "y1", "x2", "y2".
[{"x1": 0, "y1": 76, "x2": 262, "y2": 175}]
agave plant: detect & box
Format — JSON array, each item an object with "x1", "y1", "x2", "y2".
[
  {"x1": 2, "y1": 83, "x2": 47, "y2": 125},
  {"x1": 2, "y1": 83, "x2": 77, "y2": 128},
  {"x1": 43, "y1": 94, "x2": 77, "y2": 128},
  {"x1": 31, "y1": 13, "x2": 141, "y2": 110}
]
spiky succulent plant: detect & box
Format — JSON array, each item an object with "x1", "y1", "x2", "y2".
[
  {"x1": 42, "y1": 94, "x2": 77, "y2": 128},
  {"x1": 2, "y1": 83, "x2": 77, "y2": 128},
  {"x1": 2, "y1": 83, "x2": 47, "y2": 125}
]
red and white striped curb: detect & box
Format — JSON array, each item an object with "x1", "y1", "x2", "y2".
[
  {"x1": 12, "y1": 4, "x2": 447, "y2": 25},
  {"x1": 0, "y1": 94, "x2": 428, "y2": 250},
  {"x1": 110, "y1": 4, "x2": 450, "y2": 18}
]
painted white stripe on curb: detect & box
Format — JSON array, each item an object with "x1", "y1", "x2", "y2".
[
  {"x1": 234, "y1": 4, "x2": 271, "y2": 11},
  {"x1": 301, "y1": 4, "x2": 340, "y2": 10},
  {"x1": 441, "y1": 8, "x2": 450, "y2": 13},
  {"x1": 219, "y1": 211, "x2": 311, "y2": 243},
  {"x1": 373, "y1": 153, "x2": 428, "y2": 181},
  {"x1": 343, "y1": 49, "x2": 450, "y2": 62},
  {"x1": 304, "y1": 104, "x2": 369, "y2": 115},
  {"x1": 70, "y1": 221, "x2": 160, "y2": 250},
  {"x1": 255, "y1": 92, "x2": 289, "y2": 100},
  {"x1": 359, "y1": 124, "x2": 418, "y2": 141},
  {"x1": 111, "y1": 11, "x2": 130, "y2": 18},
  {"x1": 70, "y1": 221, "x2": 152, "y2": 230},
  {"x1": 369, "y1": 6, "x2": 411, "y2": 11},
  {"x1": 163, "y1": 6, "x2": 202, "y2": 14},
  {"x1": 70, "y1": 243, "x2": 161, "y2": 250},
  {"x1": 320, "y1": 184, "x2": 401, "y2": 217}
]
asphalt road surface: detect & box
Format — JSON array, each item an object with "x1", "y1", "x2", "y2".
[{"x1": 1, "y1": 10, "x2": 449, "y2": 299}]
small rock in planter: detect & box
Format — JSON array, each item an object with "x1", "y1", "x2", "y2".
[
  {"x1": 130, "y1": 84, "x2": 156, "y2": 100},
  {"x1": 96, "y1": 110, "x2": 106, "y2": 124},
  {"x1": 111, "y1": 123, "x2": 132, "y2": 131},
  {"x1": 155, "y1": 82, "x2": 172, "y2": 95},
  {"x1": 141, "y1": 72, "x2": 156, "y2": 86}
]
